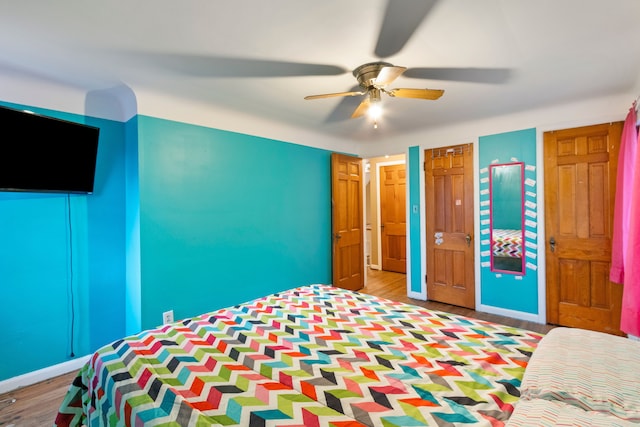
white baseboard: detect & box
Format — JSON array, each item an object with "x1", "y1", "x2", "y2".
[
  {"x1": 407, "y1": 290, "x2": 425, "y2": 300},
  {"x1": 0, "y1": 355, "x2": 90, "y2": 394},
  {"x1": 476, "y1": 303, "x2": 544, "y2": 324}
]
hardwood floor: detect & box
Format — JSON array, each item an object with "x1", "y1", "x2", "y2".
[
  {"x1": 362, "y1": 268, "x2": 555, "y2": 334},
  {"x1": 0, "y1": 269, "x2": 554, "y2": 426},
  {"x1": 0, "y1": 370, "x2": 78, "y2": 427}
]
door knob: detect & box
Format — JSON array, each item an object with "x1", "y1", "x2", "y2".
[
  {"x1": 549, "y1": 237, "x2": 556, "y2": 252},
  {"x1": 466, "y1": 234, "x2": 471, "y2": 247},
  {"x1": 335, "y1": 233, "x2": 342, "y2": 240}
]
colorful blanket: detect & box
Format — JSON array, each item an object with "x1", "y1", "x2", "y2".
[
  {"x1": 54, "y1": 284, "x2": 543, "y2": 427},
  {"x1": 492, "y1": 229, "x2": 523, "y2": 258}
]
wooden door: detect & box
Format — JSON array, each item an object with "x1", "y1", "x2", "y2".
[
  {"x1": 381, "y1": 164, "x2": 407, "y2": 273},
  {"x1": 331, "y1": 153, "x2": 364, "y2": 291},
  {"x1": 544, "y1": 122, "x2": 624, "y2": 335},
  {"x1": 425, "y1": 144, "x2": 475, "y2": 308}
]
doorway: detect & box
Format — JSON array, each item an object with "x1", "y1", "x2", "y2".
[{"x1": 365, "y1": 155, "x2": 407, "y2": 276}]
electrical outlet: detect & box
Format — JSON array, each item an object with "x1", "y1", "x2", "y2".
[{"x1": 162, "y1": 310, "x2": 174, "y2": 325}]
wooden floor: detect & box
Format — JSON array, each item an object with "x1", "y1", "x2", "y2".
[
  {"x1": 0, "y1": 370, "x2": 78, "y2": 427},
  {"x1": 362, "y1": 269, "x2": 555, "y2": 334},
  {"x1": 0, "y1": 269, "x2": 555, "y2": 426}
]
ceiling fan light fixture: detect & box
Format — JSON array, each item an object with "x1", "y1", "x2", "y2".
[
  {"x1": 368, "y1": 100, "x2": 383, "y2": 120},
  {"x1": 367, "y1": 88, "x2": 383, "y2": 123},
  {"x1": 304, "y1": 58, "x2": 445, "y2": 123},
  {"x1": 368, "y1": 104, "x2": 382, "y2": 129},
  {"x1": 368, "y1": 103, "x2": 382, "y2": 118}
]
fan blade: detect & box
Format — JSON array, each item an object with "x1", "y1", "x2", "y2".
[
  {"x1": 324, "y1": 86, "x2": 366, "y2": 123},
  {"x1": 117, "y1": 51, "x2": 348, "y2": 77},
  {"x1": 388, "y1": 88, "x2": 444, "y2": 100},
  {"x1": 305, "y1": 90, "x2": 365, "y2": 100},
  {"x1": 374, "y1": 66, "x2": 407, "y2": 87},
  {"x1": 404, "y1": 67, "x2": 512, "y2": 84},
  {"x1": 351, "y1": 97, "x2": 371, "y2": 119},
  {"x1": 374, "y1": 0, "x2": 439, "y2": 58}
]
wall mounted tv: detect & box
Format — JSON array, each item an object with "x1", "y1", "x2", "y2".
[{"x1": 0, "y1": 105, "x2": 99, "y2": 194}]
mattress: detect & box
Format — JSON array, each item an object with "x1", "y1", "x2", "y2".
[{"x1": 54, "y1": 284, "x2": 543, "y2": 426}]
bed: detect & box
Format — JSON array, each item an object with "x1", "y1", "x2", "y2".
[{"x1": 54, "y1": 284, "x2": 543, "y2": 427}]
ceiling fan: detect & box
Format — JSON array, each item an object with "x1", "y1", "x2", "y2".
[
  {"x1": 298, "y1": 0, "x2": 510, "y2": 123},
  {"x1": 126, "y1": 1, "x2": 510, "y2": 123},
  {"x1": 303, "y1": 61, "x2": 444, "y2": 122}
]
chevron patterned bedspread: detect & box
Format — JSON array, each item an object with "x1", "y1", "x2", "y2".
[{"x1": 54, "y1": 284, "x2": 543, "y2": 427}]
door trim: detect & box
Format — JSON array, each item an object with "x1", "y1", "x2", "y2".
[
  {"x1": 411, "y1": 147, "x2": 427, "y2": 300},
  {"x1": 536, "y1": 127, "x2": 548, "y2": 325}
]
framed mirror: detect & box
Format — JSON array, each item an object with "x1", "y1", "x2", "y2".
[{"x1": 489, "y1": 162, "x2": 525, "y2": 274}]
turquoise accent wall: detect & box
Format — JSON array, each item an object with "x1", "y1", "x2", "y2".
[
  {"x1": 478, "y1": 128, "x2": 539, "y2": 314},
  {"x1": 133, "y1": 116, "x2": 333, "y2": 330},
  {"x1": 408, "y1": 146, "x2": 422, "y2": 294},
  {"x1": 0, "y1": 102, "x2": 127, "y2": 380}
]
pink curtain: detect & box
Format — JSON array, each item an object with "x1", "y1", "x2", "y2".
[
  {"x1": 620, "y1": 101, "x2": 640, "y2": 336},
  {"x1": 611, "y1": 103, "x2": 639, "y2": 284}
]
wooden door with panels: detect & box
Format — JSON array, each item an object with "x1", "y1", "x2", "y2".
[
  {"x1": 380, "y1": 163, "x2": 407, "y2": 273},
  {"x1": 425, "y1": 144, "x2": 475, "y2": 308},
  {"x1": 331, "y1": 153, "x2": 364, "y2": 291},
  {"x1": 544, "y1": 122, "x2": 624, "y2": 335}
]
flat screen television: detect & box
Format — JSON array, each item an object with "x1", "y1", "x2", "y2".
[{"x1": 0, "y1": 105, "x2": 100, "y2": 194}]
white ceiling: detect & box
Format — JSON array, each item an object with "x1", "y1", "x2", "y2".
[{"x1": 1, "y1": 0, "x2": 639, "y2": 145}]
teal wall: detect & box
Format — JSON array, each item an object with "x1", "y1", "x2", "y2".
[
  {"x1": 408, "y1": 146, "x2": 422, "y2": 294},
  {"x1": 490, "y1": 164, "x2": 523, "y2": 230},
  {"x1": 478, "y1": 128, "x2": 539, "y2": 314},
  {"x1": 0, "y1": 102, "x2": 127, "y2": 380},
  {"x1": 0, "y1": 106, "x2": 333, "y2": 382},
  {"x1": 135, "y1": 116, "x2": 332, "y2": 329}
]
